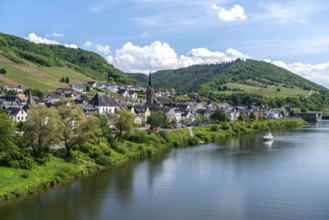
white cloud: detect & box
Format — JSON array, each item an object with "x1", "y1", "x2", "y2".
[
  {"x1": 26, "y1": 33, "x2": 59, "y2": 45},
  {"x1": 83, "y1": 41, "x2": 93, "y2": 48},
  {"x1": 211, "y1": 4, "x2": 247, "y2": 21},
  {"x1": 64, "y1": 44, "x2": 78, "y2": 49},
  {"x1": 113, "y1": 41, "x2": 248, "y2": 73},
  {"x1": 89, "y1": 2, "x2": 109, "y2": 13},
  {"x1": 270, "y1": 60, "x2": 329, "y2": 88},
  {"x1": 46, "y1": 32, "x2": 64, "y2": 37},
  {"x1": 261, "y1": 1, "x2": 326, "y2": 24},
  {"x1": 106, "y1": 55, "x2": 114, "y2": 64},
  {"x1": 95, "y1": 44, "x2": 111, "y2": 55}
]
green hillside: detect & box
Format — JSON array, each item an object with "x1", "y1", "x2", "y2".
[
  {"x1": 130, "y1": 59, "x2": 327, "y2": 96},
  {"x1": 197, "y1": 59, "x2": 327, "y2": 96},
  {"x1": 128, "y1": 61, "x2": 236, "y2": 92},
  {"x1": 0, "y1": 32, "x2": 136, "y2": 90}
]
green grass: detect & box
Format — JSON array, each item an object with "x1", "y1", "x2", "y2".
[
  {"x1": 0, "y1": 56, "x2": 93, "y2": 91},
  {"x1": 0, "y1": 155, "x2": 96, "y2": 201},
  {"x1": 224, "y1": 83, "x2": 310, "y2": 98}
]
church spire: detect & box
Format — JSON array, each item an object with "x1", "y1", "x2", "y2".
[
  {"x1": 27, "y1": 89, "x2": 33, "y2": 105},
  {"x1": 148, "y1": 68, "x2": 152, "y2": 88}
]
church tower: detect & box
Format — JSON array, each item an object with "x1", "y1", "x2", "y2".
[{"x1": 146, "y1": 70, "x2": 156, "y2": 105}]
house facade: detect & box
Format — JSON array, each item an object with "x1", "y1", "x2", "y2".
[{"x1": 90, "y1": 92, "x2": 119, "y2": 114}]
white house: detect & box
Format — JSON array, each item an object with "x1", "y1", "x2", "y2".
[
  {"x1": 90, "y1": 92, "x2": 119, "y2": 114},
  {"x1": 267, "y1": 109, "x2": 280, "y2": 119},
  {"x1": 107, "y1": 85, "x2": 119, "y2": 93},
  {"x1": 7, "y1": 107, "x2": 27, "y2": 122}
]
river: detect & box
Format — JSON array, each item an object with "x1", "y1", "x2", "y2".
[{"x1": 2, "y1": 121, "x2": 329, "y2": 220}]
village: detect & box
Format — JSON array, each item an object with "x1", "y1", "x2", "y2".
[{"x1": 0, "y1": 73, "x2": 297, "y2": 128}]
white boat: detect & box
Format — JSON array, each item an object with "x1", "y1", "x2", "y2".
[{"x1": 263, "y1": 132, "x2": 274, "y2": 141}]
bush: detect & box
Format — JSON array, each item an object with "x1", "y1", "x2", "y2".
[
  {"x1": 0, "y1": 68, "x2": 6, "y2": 74},
  {"x1": 95, "y1": 155, "x2": 112, "y2": 166},
  {"x1": 210, "y1": 125, "x2": 220, "y2": 132},
  {"x1": 221, "y1": 122, "x2": 231, "y2": 130},
  {"x1": 128, "y1": 131, "x2": 148, "y2": 143},
  {"x1": 158, "y1": 130, "x2": 171, "y2": 143},
  {"x1": 116, "y1": 146, "x2": 127, "y2": 155},
  {"x1": 188, "y1": 137, "x2": 200, "y2": 145}
]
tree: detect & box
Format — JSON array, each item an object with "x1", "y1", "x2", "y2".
[
  {"x1": 24, "y1": 89, "x2": 44, "y2": 99},
  {"x1": 77, "y1": 115, "x2": 101, "y2": 146},
  {"x1": 23, "y1": 105, "x2": 63, "y2": 158},
  {"x1": 210, "y1": 109, "x2": 230, "y2": 122},
  {"x1": 0, "y1": 113, "x2": 32, "y2": 168},
  {"x1": 195, "y1": 115, "x2": 209, "y2": 124},
  {"x1": 0, "y1": 68, "x2": 6, "y2": 74},
  {"x1": 60, "y1": 77, "x2": 65, "y2": 83},
  {"x1": 94, "y1": 114, "x2": 110, "y2": 140},
  {"x1": 249, "y1": 112, "x2": 256, "y2": 121},
  {"x1": 0, "y1": 113, "x2": 17, "y2": 158},
  {"x1": 57, "y1": 104, "x2": 101, "y2": 156},
  {"x1": 115, "y1": 109, "x2": 135, "y2": 141},
  {"x1": 6, "y1": 90, "x2": 18, "y2": 95},
  {"x1": 147, "y1": 111, "x2": 169, "y2": 128},
  {"x1": 65, "y1": 77, "x2": 70, "y2": 83},
  {"x1": 237, "y1": 114, "x2": 245, "y2": 121}
]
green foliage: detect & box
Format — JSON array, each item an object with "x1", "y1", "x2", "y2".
[
  {"x1": 23, "y1": 105, "x2": 63, "y2": 158},
  {"x1": 130, "y1": 59, "x2": 327, "y2": 94},
  {"x1": 0, "y1": 67, "x2": 6, "y2": 74},
  {"x1": 129, "y1": 61, "x2": 237, "y2": 92},
  {"x1": 210, "y1": 124, "x2": 220, "y2": 132},
  {"x1": 0, "y1": 32, "x2": 136, "y2": 85},
  {"x1": 127, "y1": 131, "x2": 148, "y2": 143},
  {"x1": 158, "y1": 130, "x2": 171, "y2": 143},
  {"x1": 116, "y1": 109, "x2": 135, "y2": 141},
  {"x1": 221, "y1": 122, "x2": 231, "y2": 130},
  {"x1": 6, "y1": 90, "x2": 18, "y2": 95},
  {"x1": 249, "y1": 112, "x2": 256, "y2": 121},
  {"x1": 210, "y1": 109, "x2": 230, "y2": 122},
  {"x1": 238, "y1": 114, "x2": 245, "y2": 121},
  {"x1": 0, "y1": 113, "x2": 33, "y2": 169},
  {"x1": 195, "y1": 115, "x2": 209, "y2": 124},
  {"x1": 147, "y1": 111, "x2": 169, "y2": 127},
  {"x1": 24, "y1": 89, "x2": 44, "y2": 99},
  {"x1": 94, "y1": 114, "x2": 110, "y2": 140}
]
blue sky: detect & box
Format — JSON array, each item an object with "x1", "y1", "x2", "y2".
[{"x1": 2, "y1": 0, "x2": 329, "y2": 87}]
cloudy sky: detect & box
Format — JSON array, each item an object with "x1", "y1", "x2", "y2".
[{"x1": 2, "y1": 0, "x2": 329, "y2": 87}]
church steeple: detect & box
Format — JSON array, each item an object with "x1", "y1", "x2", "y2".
[
  {"x1": 27, "y1": 89, "x2": 33, "y2": 105},
  {"x1": 146, "y1": 68, "x2": 156, "y2": 105},
  {"x1": 148, "y1": 68, "x2": 152, "y2": 88}
]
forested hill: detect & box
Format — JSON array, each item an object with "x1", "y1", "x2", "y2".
[
  {"x1": 128, "y1": 61, "x2": 237, "y2": 92},
  {"x1": 129, "y1": 59, "x2": 327, "y2": 93},
  {"x1": 0, "y1": 32, "x2": 136, "y2": 85}
]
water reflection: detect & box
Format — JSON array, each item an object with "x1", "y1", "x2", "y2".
[{"x1": 264, "y1": 140, "x2": 274, "y2": 148}]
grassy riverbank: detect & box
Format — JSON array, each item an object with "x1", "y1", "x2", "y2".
[{"x1": 0, "y1": 118, "x2": 307, "y2": 202}]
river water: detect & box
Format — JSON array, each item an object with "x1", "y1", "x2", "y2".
[{"x1": 2, "y1": 121, "x2": 329, "y2": 220}]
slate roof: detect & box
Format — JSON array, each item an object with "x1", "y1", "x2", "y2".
[
  {"x1": 6, "y1": 107, "x2": 24, "y2": 116},
  {"x1": 90, "y1": 93, "x2": 119, "y2": 107}
]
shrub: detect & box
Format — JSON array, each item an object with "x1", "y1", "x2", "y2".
[
  {"x1": 95, "y1": 155, "x2": 112, "y2": 166},
  {"x1": 158, "y1": 130, "x2": 171, "y2": 143},
  {"x1": 221, "y1": 122, "x2": 231, "y2": 130},
  {"x1": 21, "y1": 173, "x2": 29, "y2": 179},
  {"x1": 128, "y1": 131, "x2": 148, "y2": 143},
  {"x1": 116, "y1": 146, "x2": 127, "y2": 155},
  {"x1": 210, "y1": 125, "x2": 220, "y2": 132}
]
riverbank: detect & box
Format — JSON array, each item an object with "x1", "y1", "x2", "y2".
[{"x1": 0, "y1": 118, "x2": 307, "y2": 202}]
